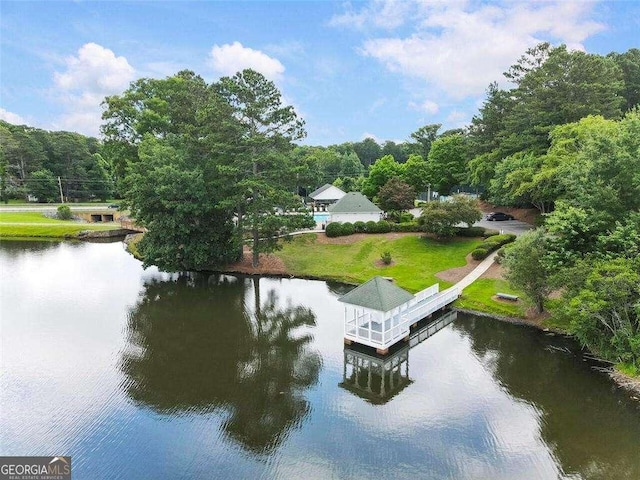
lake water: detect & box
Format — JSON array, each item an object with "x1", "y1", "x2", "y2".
[{"x1": 1, "y1": 240, "x2": 639, "y2": 479}]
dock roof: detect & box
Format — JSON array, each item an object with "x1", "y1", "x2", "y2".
[{"x1": 338, "y1": 276, "x2": 414, "y2": 312}]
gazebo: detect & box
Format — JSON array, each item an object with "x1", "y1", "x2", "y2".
[{"x1": 338, "y1": 276, "x2": 415, "y2": 354}]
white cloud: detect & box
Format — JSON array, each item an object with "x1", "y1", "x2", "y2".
[
  {"x1": 329, "y1": 0, "x2": 411, "y2": 30},
  {"x1": 409, "y1": 99, "x2": 439, "y2": 115},
  {"x1": 361, "y1": 132, "x2": 383, "y2": 143},
  {"x1": 446, "y1": 110, "x2": 470, "y2": 128},
  {"x1": 209, "y1": 41, "x2": 285, "y2": 81},
  {"x1": 337, "y1": 1, "x2": 605, "y2": 98},
  {"x1": 54, "y1": 43, "x2": 135, "y2": 93},
  {"x1": 0, "y1": 108, "x2": 26, "y2": 125},
  {"x1": 53, "y1": 43, "x2": 135, "y2": 135}
]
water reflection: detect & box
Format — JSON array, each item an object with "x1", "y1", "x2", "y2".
[
  {"x1": 120, "y1": 274, "x2": 321, "y2": 454},
  {"x1": 454, "y1": 316, "x2": 640, "y2": 479},
  {"x1": 341, "y1": 310, "x2": 457, "y2": 404}
]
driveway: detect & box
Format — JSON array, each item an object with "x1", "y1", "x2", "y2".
[
  {"x1": 474, "y1": 219, "x2": 534, "y2": 236},
  {"x1": 409, "y1": 208, "x2": 534, "y2": 236}
]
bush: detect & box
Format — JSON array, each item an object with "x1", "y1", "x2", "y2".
[
  {"x1": 325, "y1": 222, "x2": 342, "y2": 237},
  {"x1": 380, "y1": 251, "x2": 392, "y2": 265},
  {"x1": 365, "y1": 221, "x2": 378, "y2": 233},
  {"x1": 491, "y1": 233, "x2": 517, "y2": 245},
  {"x1": 353, "y1": 221, "x2": 366, "y2": 233},
  {"x1": 399, "y1": 211, "x2": 415, "y2": 223},
  {"x1": 471, "y1": 248, "x2": 489, "y2": 260},
  {"x1": 392, "y1": 221, "x2": 420, "y2": 232},
  {"x1": 57, "y1": 205, "x2": 72, "y2": 220},
  {"x1": 341, "y1": 222, "x2": 355, "y2": 236},
  {"x1": 456, "y1": 226, "x2": 486, "y2": 237},
  {"x1": 495, "y1": 246, "x2": 506, "y2": 264},
  {"x1": 376, "y1": 220, "x2": 391, "y2": 233},
  {"x1": 483, "y1": 229, "x2": 500, "y2": 238}
]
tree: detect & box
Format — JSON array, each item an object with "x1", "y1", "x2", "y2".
[
  {"x1": 560, "y1": 258, "x2": 640, "y2": 369},
  {"x1": 378, "y1": 177, "x2": 415, "y2": 213},
  {"x1": 503, "y1": 229, "x2": 554, "y2": 313},
  {"x1": 426, "y1": 134, "x2": 467, "y2": 195},
  {"x1": 417, "y1": 201, "x2": 459, "y2": 238},
  {"x1": 26, "y1": 169, "x2": 58, "y2": 203},
  {"x1": 361, "y1": 154, "x2": 404, "y2": 199},
  {"x1": 215, "y1": 69, "x2": 314, "y2": 267},
  {"x1": 102, "y1": 70, "x2": 211, "y2": 183},
  {"x1": 417, "y1": 196, "x2": 478, "y2": 238},
  {"x1": 352, "y1": 137, "x2": 381, "y2": 168},
  {"x1": 381, "y1": 140, "x2": 408, "y2": 163},
  {"x1": 608, "y1": 48, "x2": 640, "y2": 112},
  {"x1": 448, "y1": 194, "x2": 482, "y2": 227},
  {"x1": 410, "y1": 123, "x2": 441, "y2": 160},
  {"x1": 402, "y1": 154, "x2": 429, "y2": 194},
  {"x1": 125, "y1": 135, "x2": 240, "y2": 270}
]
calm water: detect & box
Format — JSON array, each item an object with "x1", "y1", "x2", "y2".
[{"x1": 1, "y1": 240, "x2": 639, "y2": 480}]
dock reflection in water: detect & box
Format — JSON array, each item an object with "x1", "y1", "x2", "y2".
[{"x1": 340, "y1": 310, "x2": 457, "y2": 404}]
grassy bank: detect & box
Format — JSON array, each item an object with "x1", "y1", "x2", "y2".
[
  {"x1": 456, "y1": 278, "x2": 527, "y2": 317},
  {"x1": 276, "y1": 233, "x2": 483, "y2": 292},
  {"x1": 0, "y1": 211, "x2": 121, "y2": 238}
]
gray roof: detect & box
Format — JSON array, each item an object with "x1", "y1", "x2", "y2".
[
  {"x1": 339, "y1": 276, "x2": 414, "y2": 312},
  {"x1": 329, "y1": 192, "x2": 382, "y2": 213},
  {"x1": 309, "y1": 184, "x2": 333, "y2": 198}
]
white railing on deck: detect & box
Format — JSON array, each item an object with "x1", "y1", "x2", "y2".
[{"x1": 345, "y1": 285, "x2": 460, "y2": 349}]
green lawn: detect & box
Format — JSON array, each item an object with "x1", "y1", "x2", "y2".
[
  {"x1": 0, "y1": 211, "x2": 121, "y2": 238},
  {"x1": 276, "y1": 233, "x2": 483, "y2": 292},
  {"x1": 455, "y1": 278, "x2": 527, "y2": 317},
  {"x1": 0, "y1": 211, "x2": 72, "y2": 223}
]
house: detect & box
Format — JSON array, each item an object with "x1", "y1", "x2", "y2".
[
  {"x1": 328, "y1": 192, "x2": 383, "y2": 224},
  {"x1": 309, "y1": 184, "x2": 346, "y2": 211}
]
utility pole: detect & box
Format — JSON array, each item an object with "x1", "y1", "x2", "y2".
[{"x1": 58, "y1": 177, "x2": 64, "y2": 203}]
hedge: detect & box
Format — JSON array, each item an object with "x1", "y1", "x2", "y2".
[
  {"x1": 472, "y1": 233, "x2": 517, "y2": 259},
  {"x1": 471, "y1": 248, "x2": 489, "y2": 260},
  {"x1": 456, "y1": 226, "x2": 486, "y2": 237}
]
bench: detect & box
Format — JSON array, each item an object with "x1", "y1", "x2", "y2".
[{"x1": 496, "y1": 292, "x2": 519, "y2": 301}]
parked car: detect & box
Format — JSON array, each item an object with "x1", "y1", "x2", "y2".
[
  {"x1": 108, "y1": 203, "x2": 120, "y2": 209},
  {"x1": 486, "y1": 212, "x2": 514, "y2": 221}
]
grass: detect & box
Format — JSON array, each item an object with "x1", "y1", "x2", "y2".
[
  {"x1": 0, "y1": 211, "x2": 121, "y2": 238},
  {"x1": 276, "y1": 233, "x2": 483, "y2": 292},
  {"x1": 455, "y1": 278, "x2": 527, "y2": 317}
]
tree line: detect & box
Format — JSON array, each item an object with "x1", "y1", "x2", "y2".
[{"x1": 0, "y1": 121, "x2": 113, "y2": 202}]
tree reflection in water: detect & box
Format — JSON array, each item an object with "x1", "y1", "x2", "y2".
[
  {"x1": 120, "y1": 274, "x2": 321, "y2": 454},
  {"x1": 453, "y1": 314, "x2": 640, "y2": 479}
]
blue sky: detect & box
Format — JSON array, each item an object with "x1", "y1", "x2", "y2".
[{"x1": 1, "y1": 1, "x2": 638, "y2": 145}]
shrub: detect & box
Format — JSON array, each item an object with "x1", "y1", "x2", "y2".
[
  {"x1": 483, "y1": 229, "x2": 500, "y2": 238},
  {"x1": 495, "y1": 246, "x2": 506, "y2": 264},
  {"x1": 376, "y1": 220, "x2": 391, "y2": 233},
  {"x1": 380, "y1": 251, "x2": 392, "y2": 265},
  {"x1": 393, "y1": 221, "x2": 420, "y2": 232},
  {"x1": 456, "y1": 226, "x2": 486, "y2": 237},
  {"x1": 365, "y1": 221, "x2": 378, "y2": 233},
  {"x1": 491, "y1": 233, "x2": 517, "y2": 245},
  {"x1": 471, "y1": 248, "x2": 488, "y2": 260},
  {"x1": 353, "y1": 221, "x2": 366, "y2": 233},
  {"x1": 399, "y1": 211, "x2": 415, "y2": 223},
  {"x1": 341, "y1": 222, "x2": 355, "y2": 236},
  {"x1": 57, "y1": 205, "x2": 72, "y2": 220},
  {"x1": 325, "y1": 222, "x2": 342, "y2": 237}
]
